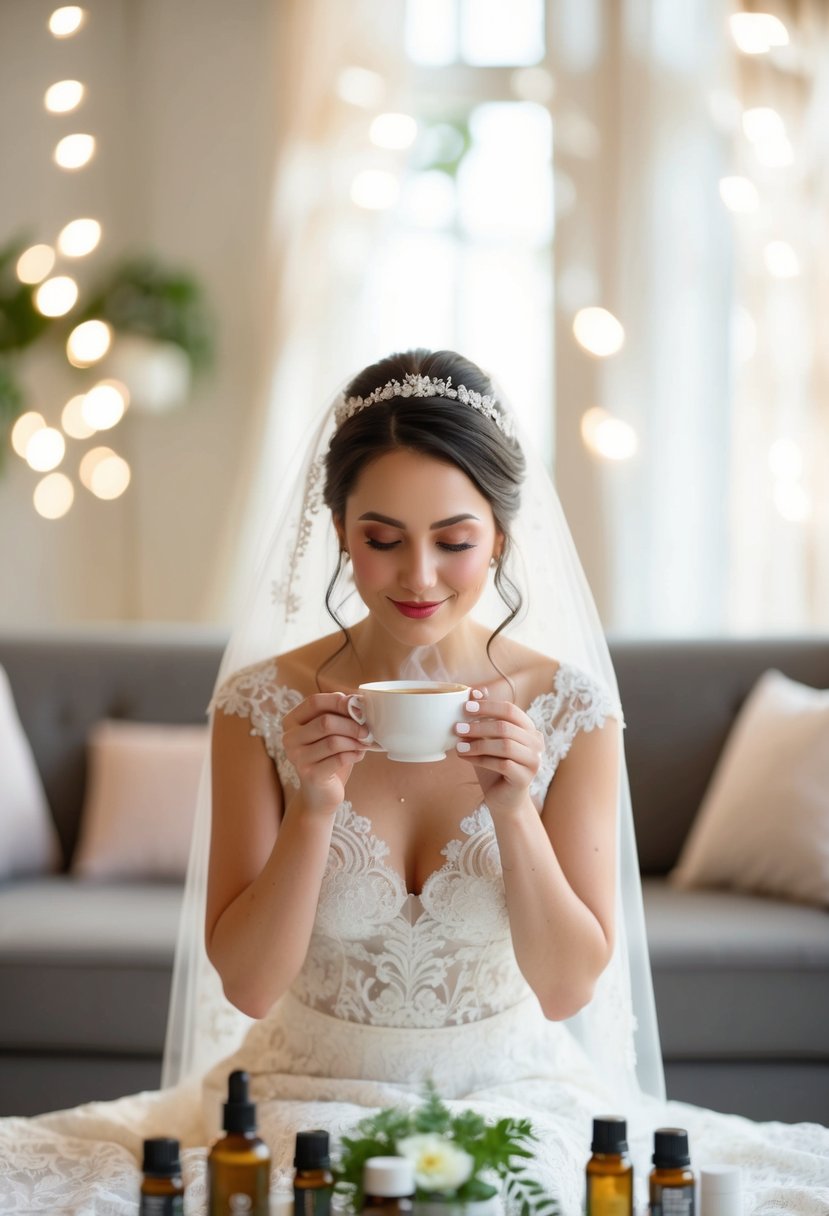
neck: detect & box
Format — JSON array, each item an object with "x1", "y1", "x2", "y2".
[{"x1": 348, "y1": 617, "x2": 491, "y2": 685}]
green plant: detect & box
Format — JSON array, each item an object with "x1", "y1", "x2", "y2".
[{"x1": 335, "y1": 1084, "x2": 559, "y2": 1216}]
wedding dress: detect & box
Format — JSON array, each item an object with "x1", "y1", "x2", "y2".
[
  {"x1": 1, "y1": 659, "x2": 827, "y2": 1215},
  {"x1": 1, "y1": 368, "x2": 827, "y2": 1214}
]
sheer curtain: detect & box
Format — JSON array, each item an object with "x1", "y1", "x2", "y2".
[
  {"x1": 204, "y1": 0, "x2": 408, "y2": 621},
  {"x1": 550, "y1": 0, "x2": 734, "y2": 635},
  {"x1": 726, "y1": 1, "x2": 829, "y2": 631}
]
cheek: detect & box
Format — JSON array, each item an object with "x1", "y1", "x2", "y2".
[
  {"x1": 349, "y1": 547, "x2": 387, "y2": 588},
  {"x1": 450, "y1": 550, "x2": 492, "y2": 590}
]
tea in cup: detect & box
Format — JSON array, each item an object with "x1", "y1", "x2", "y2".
[{"x1": 346, "y1": 680, "x2": 469, "y2": 762}]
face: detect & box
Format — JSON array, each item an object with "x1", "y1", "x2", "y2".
[{"x1": 337, "y1": 449, "x2": 503, "y2": 646}]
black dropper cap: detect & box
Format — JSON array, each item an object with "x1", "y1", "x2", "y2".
[
  {"x1": 591, "y1": 1117, "x2": 628, "y2": 1154},
  {"x1": 294, "y1": 1129, "x2": 331, "y2": 1169},
  {"x1": 652, "y1": 1128, "x2": 691, "y2": 1168},
  {"x1": 142, "y1": 1137, "x2": 182, "y2": 1177},
  {"x1": 222, "y1": 1069, "x2": 257, "y2": 1134}
]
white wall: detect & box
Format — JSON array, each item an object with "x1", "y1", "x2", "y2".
[{"x1": 0, "y1": 0, "x2": 277, "y2": 625}]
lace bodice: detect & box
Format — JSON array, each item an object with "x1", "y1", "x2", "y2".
[{"x1": 211, "y1": 661, "x2": 619, "y2": 1029}]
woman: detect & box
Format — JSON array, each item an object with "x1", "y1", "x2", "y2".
[{"x1": 2, "y1": 350, "x2": 827, "y2": 1215}]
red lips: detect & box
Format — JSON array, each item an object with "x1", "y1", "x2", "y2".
[{"x1": 390, "y1": 600, "x2": 444, "y2": 619}]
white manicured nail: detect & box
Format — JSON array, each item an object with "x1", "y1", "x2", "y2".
[
  {"x1": 456, "y1": 722, "x2": 471, "y2": 734},
  {"x1": 456, "y1": 741, "x2": 471, "y2": 753},
  {"x1": 465, "y1": 701, "x2": 479, "y2": 713}
]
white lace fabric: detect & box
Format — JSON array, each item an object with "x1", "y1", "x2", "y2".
[{"x1": 210, "y1": 660, "x2": 618, "y2": 1030}]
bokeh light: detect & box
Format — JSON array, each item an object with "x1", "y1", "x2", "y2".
[
  {"x1": 16, "y1": 245, "x2": 55, "y2": 285},
  {"x1": 34, "y1": 473, "x2": 75, "y2": 519}
]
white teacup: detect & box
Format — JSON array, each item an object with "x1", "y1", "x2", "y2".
[{"x1": 346, "y1": 680, "x2": 470, "y2": 763}]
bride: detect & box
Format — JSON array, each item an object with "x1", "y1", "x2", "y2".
[{"x1": 2, "y1": 349, "x2": 827, "y2": 1215}]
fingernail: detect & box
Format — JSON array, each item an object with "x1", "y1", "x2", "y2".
[
  {"x1": 361, "y1": 729, "x2": 374, "y2": 742},
  {"x1": 456, "y1": 722, "x2": 471, "y2": 734},
  {"x1": 472, "y1": 689, "x2": 483, "y2": 699},
  {"x1": 456, "y1": 741, "x2": 471, "y2": 753},
  {"x1": 465, "y1": 701, "x2": 479, "y2": 713}
]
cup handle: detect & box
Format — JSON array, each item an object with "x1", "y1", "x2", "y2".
[{"x1": 345, "y1": 694, "x2": 384, "y2": 751}]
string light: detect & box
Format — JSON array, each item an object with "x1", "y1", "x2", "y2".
[
  {"x1": 729, "y1": 13, "x2": 789, "y2": 55},
  {"x1": 54, "y1": 133, "x2": 95, "y2": 169},
  {"x1": 61, "y1": 395, "x2": 95, "y2": 439},
  {"x1": 66, "y1": 319, "x2": 112, "y2": 367},
  {"x1": 48, "y1": 7, "x2": 87, "y2": 38},
  {"x1": 16, "y1": 245, "x2": 55, "y2": 284},
  {"x1": 44, "y1": 80, "x2": 85, "y2": 113},
  {"x1": 57, "y1": 217, "x2": 101, "y2": 257},
  {"x1": 34, "y1": 275, "x2": 78, "y2": 317},
  {"x1": 369, "y1": 113, "x2": 418, "y2": 150},
  {"x1": 82, "y1": 381, "x2": 129, "y2": 430},
  {"x1": 34, "y1": 473, "x2": 75, "y2": 520},
  {"x1": 11, "y1": 413, "x2": 46, "y2": 458},
  {"x1": 25, "y1": 427, "x2": 66, "y2": 472},
  {"x1": 581, "y1": 407, "x2": 638, "y2": 461},
  {"x1": 572, "y1": 307, "x2": 625, "y2": 357}
]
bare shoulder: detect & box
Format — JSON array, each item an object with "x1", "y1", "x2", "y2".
[
  {"x1": 487, "y1": 632, "x2": 560, "y2": 708},
  {"x1": 272, "y1": 631, "x2": 353, "y2": 696}
]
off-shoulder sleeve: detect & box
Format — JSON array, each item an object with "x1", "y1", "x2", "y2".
[{"x1": 209, "y1": 659, "x2": 304, "y2": 789}]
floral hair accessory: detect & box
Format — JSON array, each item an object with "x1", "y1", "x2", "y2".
[{"x1": 335, "y1": 373, "x2": 515, "y2": 439}]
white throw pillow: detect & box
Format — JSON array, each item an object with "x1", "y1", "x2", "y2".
[
  {"x1": 72, "y1": 719, "x2": 208, "y2": 880},
  {"x1": 671, "y1": 669, "x2": 829, "y2": 907},
  {"x1": 0, "y1": 664, "x2": 60, "y2": 877}
]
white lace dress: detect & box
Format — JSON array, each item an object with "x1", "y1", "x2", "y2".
[{"x1": 1, "y1": 663, "x2": 827, "y2": 1216}]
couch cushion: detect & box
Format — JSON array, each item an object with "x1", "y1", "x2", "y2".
[
  {"x1": 0, "y1": 878, "x2": 182, "y2": 1054},
  {"x1": 642, "y1": 878, "x2": 829, "y2": 1058}
]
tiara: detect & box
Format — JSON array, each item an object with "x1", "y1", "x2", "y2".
[{"x1": 335, "y1": 373, "x2": 514, "y2": 438}]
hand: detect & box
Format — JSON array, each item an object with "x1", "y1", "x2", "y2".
[
  {"x1": 281, "y1": 692, "x2": 373, "y2": 815},
  {"x1": 455, "y1": 688, "x2": 544, "y2": 817}
]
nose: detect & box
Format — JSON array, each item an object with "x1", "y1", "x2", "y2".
[{"x1": 401, "y1": 541, "x2": 438, "y2": 595}]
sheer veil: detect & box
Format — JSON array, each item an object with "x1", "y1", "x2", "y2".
[{"x1": 161, "y1": 369, "x2": 665, "y2": 1108}]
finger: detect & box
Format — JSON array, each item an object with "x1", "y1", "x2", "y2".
[
  {"x1": 290, "y1": 711, "x2": 371, "y2": 747},
  {"x1": 456, "y1": 718, "x2": 538, "y2": 747},
  {"x1": 455, "y1": 736, "x2": 540, "y2": 767},
  {"x1": 285, "y1": 692, "x2": 351, "y2": 728},
  {"x1": 462, "y1": 697, "x2": 535, "y2": 730},
  {"x1": 298, "y1": 733, "x2": 375, "y2": 769}
]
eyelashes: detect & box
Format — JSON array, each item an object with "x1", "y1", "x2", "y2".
[{"x1": 365, "y1": 538, "x2": 475, "y2": 553}]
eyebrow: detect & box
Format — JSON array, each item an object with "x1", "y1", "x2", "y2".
[{"x1": 357, "y1": 512, "x2": 481, "y2": 530}]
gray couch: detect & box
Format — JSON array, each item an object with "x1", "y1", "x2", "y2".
[{"x1": 0, "y1": 629, "x2": 827, "y2": 1123}]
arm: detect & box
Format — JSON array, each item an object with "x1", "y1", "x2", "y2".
[
  {"x1": 205, "y1": 692, "x2": 371, "y2": 1018},
  {"x1": 493, "y1": 720, "x2": 620, "y2": 1020},
  {"x1": 456, "y1": 694, "x2": 620, "y2": 1021}
]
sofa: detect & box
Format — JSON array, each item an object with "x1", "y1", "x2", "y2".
[{"x1": 0, "y1": 628, "x2": 827, "y2": 1123}]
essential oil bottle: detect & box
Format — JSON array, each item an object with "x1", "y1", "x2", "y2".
[
  {"x1": 649, "y1": 1128, "x2": 695, "y2": 1216},
  {"x1": 585, "y1": 1116, "x2": 633, "y2": 1216},
  {"x1": 140, "y1": 1137, "x2": 185, "y2": 1215},
  {"x1": 208, "y1": 1070, "x2": 271, "y2": 1216},
  {"x1": 293, "y1": 1129, "x2": 334, "y2": 1216},
  {"x1": 362, "y1": 1156, "x2": 415, "y2": 1216}
]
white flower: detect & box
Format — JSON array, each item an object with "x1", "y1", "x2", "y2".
[{"x1": 397, "y1": 1133, "x2": 474, "y2": 1193}]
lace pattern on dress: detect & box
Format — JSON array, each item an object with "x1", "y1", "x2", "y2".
[
  {"x1": 210, "y1": 661, "x2": 303, "y2": 789},
  {"x1": 210, "y1": 659, "x2": 621, "y2": 1031}
]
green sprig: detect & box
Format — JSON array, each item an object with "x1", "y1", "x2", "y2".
[{"x1": 334, "y1": 1083, "x2": 559, "y2": 1216}]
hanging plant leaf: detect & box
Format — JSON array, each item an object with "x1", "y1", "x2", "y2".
[
  {"x1": 0, "y1": 358, "x2": 24, "y2": 470},
  {"x1": 81, "y1": 255, "x2": 215, "y2": 372},
  {"x1": 0, "y1": 237, "x2": 52, "y2": 353}
]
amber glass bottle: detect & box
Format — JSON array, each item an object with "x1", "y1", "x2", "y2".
[
  {"x1": 140, "y1": 1138, "x2": 184, "y2": 1215},
  {"x1": 586, "y1": 1116, "x2": 633, "y2": 1216},
  {"x1": 293, "y1": 1129, "x2": 334, "y2": 1216},
  {"x1": 649, "y1": 1128, "x2": 695, "y2": 1216},
  {"x1": 208, "y1": 1070, "x2": 271, "y2": 1216}
]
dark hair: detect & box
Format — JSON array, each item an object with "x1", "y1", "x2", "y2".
[{"x1": 320, "y1": 348, "x2": 526, "y2": 684}]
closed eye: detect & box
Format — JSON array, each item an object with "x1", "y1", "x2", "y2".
[
  {"x1": 365, "y1": 538, "x2": 400, "y2": 550},
  {"x1": 438, "y1": 542, "x2": 475, "y2": 552}
]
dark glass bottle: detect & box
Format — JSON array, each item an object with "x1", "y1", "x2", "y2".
[
  {"x1": 649, "y1": 1128, "x2": 695, "y2": 1216},
  {"x1": 293, "y1": 1129, "x2": 334, "y2": 1216},
  {"x1": 140, "y1": 1137, "x2": 185, "y2": 1216},
  {"x1": 208, "y1": 1070, "x2": 271, "y2": 1216},
  {"x1": 586, "y1": 1116, "x2": 633, "y2": 1216},
  {"x1": 362, "y1": 1156, "x2": 415, "y2": 1216}
]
